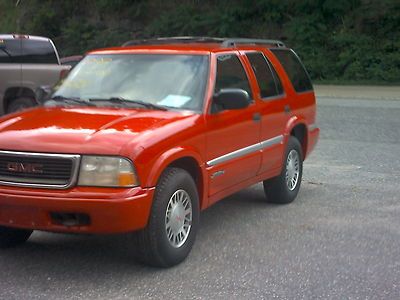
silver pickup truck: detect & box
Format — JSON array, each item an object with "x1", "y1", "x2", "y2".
[{"x1": 0, "y1": 34, "x2": 69, "y2": 115}]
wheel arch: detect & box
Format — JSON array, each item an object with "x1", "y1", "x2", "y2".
[
  {"x1": 285, "y1": 116, "x2": 308, "y2": 160},
  {"x1": 144, "y1": 148, "x2": 207, "y2": 209},
  {"x1": 3, "y1": 87, "x2": 37, "y2": 112}
]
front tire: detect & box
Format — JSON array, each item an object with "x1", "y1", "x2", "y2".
[
  {"x1": 263, "y1": 136, "x2": 303, "y2": 204},
  {"x1": 0, "y1": 226, "x2": 33, "y2": 248},
  {"x1": 132, "y1": 168, "x2": 199, "y2": 267}
]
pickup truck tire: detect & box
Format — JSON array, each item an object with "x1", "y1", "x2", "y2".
[
  {"x1": 0, "y1": 226, "x2": 33, "y2": 248},
  {"x1": 131, "y1": 167, "x2": 199, "y2": 267},
  {"x1": 6, "y1": 97, "x2": 37, "y2": 114},
  {"x1": 263, "y1": 136, "x2": 303, "y2": 204}
]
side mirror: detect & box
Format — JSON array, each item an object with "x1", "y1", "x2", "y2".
[
  {"x1": 213, "y1": 88, "x2": 250, "y2": 111},
  {"x1": 35, "y1": 85, "x2": 52, "y2": 104}
]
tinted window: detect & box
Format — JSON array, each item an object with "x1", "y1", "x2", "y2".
[
  {"x1": 270, "y1": 62, "x2": 284, "y2": 95},
  {"x1": 0, "y1": 39, "x2": 21, "y2": 63},
  {"x1": 21, "y1": 39, "x2": 58, "y2": 64},
  {"x1": 271, "y1": 49, "x2": 313, "y2": 93},
  {"x1": 214, "y1": 54, "x2": 252, "y2": 97},
  {"x1": 246, "y1": 52, "x2": 282, "y2": 98}
]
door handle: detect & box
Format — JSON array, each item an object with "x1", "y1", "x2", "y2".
[
  {"x1": 253, "y1": 113, "x2": 261, "y2": 122},
  {"x1": 284, "y1": 105, "x2": 291, "y2": 114}
]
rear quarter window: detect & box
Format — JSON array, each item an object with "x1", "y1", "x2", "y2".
[
  {"x1": 20, "y1": 39, "x2": 58, "y2": 64},
  {"x1": 0, "y1": 39, "x2": 21, "y2": 63},
  {"x1": 270, "y1": 49, "x2": 313, "y2": 93}
]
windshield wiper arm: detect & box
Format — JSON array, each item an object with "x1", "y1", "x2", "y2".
[
  {"x1": 89, "y1": 97, "x2": 168, "y2": 111},
  {"x1": 50, "y1": 95, "x2": 97, "y2": 107}
]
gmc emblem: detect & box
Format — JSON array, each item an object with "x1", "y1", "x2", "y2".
[{"x1": 6, "y1": 162, "x2": 44, "y2": 174}]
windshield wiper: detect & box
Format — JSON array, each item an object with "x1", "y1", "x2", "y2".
[
  {"x1": 49, "y1": 95, "x2": 97, "y2": 107},
  {"x1": 89, "y1": 97, "x2": 168, "y2": 111}
]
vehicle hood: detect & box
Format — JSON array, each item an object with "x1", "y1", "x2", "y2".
[{"x1": 0, "y1": 107, "x2": 196, "y2": 155}]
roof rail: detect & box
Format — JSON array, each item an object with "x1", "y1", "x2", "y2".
[
  {"x1": 122, "y1": 36, "x2": 226, "y2": 47},
  {"x1": 121, "y1": 37, "x2": 286, "y2": 48},
  {"x1": 221, "y1": 38, "x2": 285, "y2": 48}
]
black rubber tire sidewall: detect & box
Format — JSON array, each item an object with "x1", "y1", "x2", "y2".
[
  {"x1": 0, "y1": 226, "x2": 33, "y2": 248},
  {"x1": 135, "y1": 167, "x2": 200, "y2": 267},
  {"x1": 154, "y1": 168, "x2": 199, "y2": 266},
  {"x1": 263, "y1": 136, "x2": 303, "y2": 204}
]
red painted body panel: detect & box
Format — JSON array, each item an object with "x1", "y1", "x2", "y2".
[
  {"x1": 0, "y1": 42, "x2": 319, "y2": 234},
  {"x1": 205, "y1": 52, "x2": 261, "y2": 198},
  {"x1": 0, "y1": 186, "x2": 154, "y2": 233},
  {"x1": 0, "y1": 107, "x2": 197, "y2": 155}
]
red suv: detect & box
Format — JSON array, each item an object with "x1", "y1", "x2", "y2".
[{"x1": 0, "y1": 37, "x2": 319, "y2": 267}]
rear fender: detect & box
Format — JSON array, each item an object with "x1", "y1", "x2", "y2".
[{"x1": 283, "y1": 115, "x2": 308, "y2": 157}]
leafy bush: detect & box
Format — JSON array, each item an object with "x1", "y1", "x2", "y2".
[{"x1": 0, "y1": 0, "x2": 398, "y2": 84}]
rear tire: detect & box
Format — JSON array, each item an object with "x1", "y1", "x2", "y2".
[
  {"x1": 6, "y1": 97, "x2": 37, "y2": 114},
  {"x1": 263, "y1": 136, "x2": 303, "y2": 204},
  {"x1": 131, "y1": 167, "x2": 199, "y2": 267},
  {"x1": 0, "y1": 226, "x2": 33, "y2": 248}
]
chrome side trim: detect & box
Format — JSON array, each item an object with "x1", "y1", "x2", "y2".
[
  {"x1": 260, "y1": 135, "x2": 283, "y2": 149},
  {"x1": 211, "y1": 170, "x2": 225, "y2": 179},
  {"x1": 308, "y1": 123, "x2": 318, "y2": 131},
  {"x1": 0, "y1": 150, "x2": 81, "y2": 189},
  {"x1": 207, "y1": 143, "x2": 260, "y2": 167},
  {"x1": 207, "y1": 135, "x2": 283, "y2": 167}
]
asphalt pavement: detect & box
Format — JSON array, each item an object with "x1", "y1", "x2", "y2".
[{"x1": 1, "y1": 89, "x2": 400, "y2": 299}]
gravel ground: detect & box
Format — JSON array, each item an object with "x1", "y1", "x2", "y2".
[{"x1": 0, "y1": 87, "x2": 400, "y2": 300}]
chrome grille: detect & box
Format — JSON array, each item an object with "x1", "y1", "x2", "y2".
[{"x1": 0, "y1": 151, "x2": 80, "y2": 189}]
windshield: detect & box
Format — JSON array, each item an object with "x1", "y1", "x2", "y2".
[{"x1": 52, "y1": 54, "x2": 209, "y2": 111}]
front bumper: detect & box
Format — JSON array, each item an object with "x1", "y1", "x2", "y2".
[{"x1": 0, "y1": 186, "x2": 154, "y2": 234}]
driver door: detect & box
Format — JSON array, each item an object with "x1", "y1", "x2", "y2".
[{"x1": 205, "y1": 53, "x2": 261, "y2": 199}]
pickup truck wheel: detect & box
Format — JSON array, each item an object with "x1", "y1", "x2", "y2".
[
  {"x1": 0, "y1": 226, "x2": 33, "y2": 248},
  {"x1": 263, "y1": 136, "x2": 303, "y2": 204},
  {"x1": 132, "y1": 167, "x2": 199, "y2": 267},
  {"x1": 6, "y1": 97, "x2": 37, "y2": 114}
]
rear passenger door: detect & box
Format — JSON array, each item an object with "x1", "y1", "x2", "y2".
[
  {"x1": 205, "y1": 53, "x2": 261, "y2": 197},
  {"x1": 244, "y1": 51, "x2": 288, "y2": 174}
]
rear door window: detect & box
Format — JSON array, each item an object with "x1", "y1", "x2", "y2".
[
  {"x1": 21, "y1": 39, "x2": 58, "y2": 64},
  {"x1": 0, "y1": 39, "x2": 21, "y2": 63},
  {"x1": 269, "y1": 61, "x2": 284, "y2": 95},
  {"x1": 246, "y1": 52, "x2": 283, "y2": 99},
  {"x1": 214, "y1": 54, "x2": 252, "y2": 98},
  {"x1": 270, "y1": 49, "x2": 313, "y2": 93}
]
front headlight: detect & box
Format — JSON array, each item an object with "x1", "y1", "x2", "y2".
[{"x1": 78, "y1": 156, "x2": 139, "y2": 187}]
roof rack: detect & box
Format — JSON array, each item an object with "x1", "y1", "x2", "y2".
[
  {"x1": 121, "y1": 37, "x2": 286, "y2": 48},
  {"x1": 221, "y1": 38, "x2": 285, "y2": 48},
  {"x1": 122, "y1": 37, "x2": 225, "y2": 47}
]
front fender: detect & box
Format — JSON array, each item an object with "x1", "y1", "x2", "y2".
[{"x1": 143, "y1": 146, "x2": 206, "y2": 188}]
